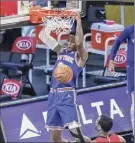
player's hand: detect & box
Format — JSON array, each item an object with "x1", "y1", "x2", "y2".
[
  {"x1": 108, "y1": 60, "x2": 115, "y2": 72},
  {"x1": 75, "y1": 12, "x2": 81, "y2": 21}
]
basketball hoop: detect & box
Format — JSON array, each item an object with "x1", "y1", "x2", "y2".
[{"x1": 30, "y1": 6, "x2": 77, "y2": 34}]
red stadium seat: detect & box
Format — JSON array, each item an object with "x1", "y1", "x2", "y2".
[
  {"x1": 94, "y1": 45, "x2": 127, "y2": 84},
  {"x1": 0, "y1": 37, "x2": 37, "y2": 101}
]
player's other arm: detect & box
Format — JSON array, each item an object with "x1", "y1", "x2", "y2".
[
  {"x1": 75, "y1": 12, "x2": 88, "y2": 67},
  {"x1": 109, "y1": 26, "x2": 130, "y2": 71},
  {"x1": 110, "y1": 26, "x2": 130, "y2": 60},
  {"x1": 38, "y1": 28, "x2": 63, "y2": 53}
]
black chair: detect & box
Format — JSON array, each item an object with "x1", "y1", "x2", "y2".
[
  {"x1": 0, "y1": 36, "x2": 37, "y2": 100},
  {"x1": 94, "y1": 49, "x2": 127, "y2": 84}
]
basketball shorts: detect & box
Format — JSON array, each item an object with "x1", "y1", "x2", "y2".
[
  {"x1": 127, "y1": 61, "x2": 134, "y2": 94},
  {"x1": 45, "y1": 88, "x2": 80, "y2": 130}
]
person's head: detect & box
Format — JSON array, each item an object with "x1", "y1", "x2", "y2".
[
  {"x1": 67, "y1": 34, "x2": 77, "y2": 51},
  {"x1": 95, "y1": 115, "x2": 113, "y2": 134}
]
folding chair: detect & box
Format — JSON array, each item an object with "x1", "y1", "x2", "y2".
[
  {"x1": 94, "y1": 43, "x2": 127, "y2": 84},
  {"x1": 0, "y1": 36, "x2": 36, "y2": 101}
]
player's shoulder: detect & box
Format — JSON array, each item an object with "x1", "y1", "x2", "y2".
[
  {"x1": 125, "y1": 24, "x2": 134, "y2": 32},
  {"x1": 125, "y1": 24, "x2": 134, "y2": 29}
]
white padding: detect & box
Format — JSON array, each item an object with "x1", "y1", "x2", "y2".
[{"x1": 39, "y1": 27, "x2": 58, "y2": 50}]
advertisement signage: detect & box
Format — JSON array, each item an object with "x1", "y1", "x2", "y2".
[{"x1": 0, "y1": 85, "x2": 132, "y2": 142}]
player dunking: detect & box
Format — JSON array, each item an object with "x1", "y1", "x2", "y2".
[
  {"x1": 39, "y1": 12, "x2": 89, "y2": 142},
  {"x1": 109, "y1": 24, "x2": 134, "y2": 141}
]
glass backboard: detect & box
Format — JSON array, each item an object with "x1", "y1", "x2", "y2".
[
  {"x1": 48, "y1": 0, "x2": 83, "y2": 12},
  {"x1": 0, "y1": 0, "x2": 83, "y2": 29}
]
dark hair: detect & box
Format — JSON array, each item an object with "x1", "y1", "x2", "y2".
[{"x1": 98, "y1": 115, "x2": 113, "y2": 132}]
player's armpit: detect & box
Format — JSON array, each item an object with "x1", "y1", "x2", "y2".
[
  {"x1": 77, "y1": 45, "x2": 88, "y2": 61},
  {"x1": 76, "y1": 48, "x2": 88, "y2": 67},
  {"x1": 118, "y1": 135, "x2": 127, "y2": 143}
]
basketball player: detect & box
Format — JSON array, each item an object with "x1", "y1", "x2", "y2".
[
  {"x1": 81, "y1": 115, "x2": 126, "y2": 143},
  {"x1": 108, "y1": 24, "x2": 134, "y2": 141},
  {"x1": 39, "y1": 12, "x2": 89, "y2": 142},
  {"x1": 92, "y1": 115, "x2": 126, "y2": 143}
]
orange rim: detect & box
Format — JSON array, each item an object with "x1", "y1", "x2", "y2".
[
  {"x1": 30, "y1": 7, "x2": 76, "y2": 17},
  {"x1": 30, "y1": 6, "x2": 76, "y2": 23}
]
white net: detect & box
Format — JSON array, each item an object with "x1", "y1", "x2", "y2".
[{"x1": 41, "y1": 11, "x2": 76, "y2": 34}]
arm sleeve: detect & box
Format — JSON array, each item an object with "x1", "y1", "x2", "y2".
[
  {"x1": 110, "y1": 26, "x2": 130, "y2": 60},
  {"x1": 38, "y1": 27, "x2": 59, "y2": 50}
]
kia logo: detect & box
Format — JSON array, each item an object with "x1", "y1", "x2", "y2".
[
  {"x1": 16, "y1": 40, "x2": 31, "y2": 50},
  {"x1": 114, "y1": 53, "x2": 126, "y2": 64},
  {"x1": 2, "y1": 83, "x2": 20, "y2": 95}
]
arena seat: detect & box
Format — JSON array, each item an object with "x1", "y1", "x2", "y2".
[
  {"x1": 0, "y1": 37, "x2": 37, "y2": 101},
  {"x1": 82, "y1": 35, "x2": 127, "y2": 87},
  {"x1": 94, "y1": 47, "x2": 127, "y2": 84},
  {"x1": 0, "y1": 94, "x2": 12, "y2": 102},
  {"x1": 94, "y1": 69, "x2": 127, "y2": 84}
]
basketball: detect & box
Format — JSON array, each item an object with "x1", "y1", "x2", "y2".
[{"x1": 53, "y1": 63, "x2": 73, "y2": 83}]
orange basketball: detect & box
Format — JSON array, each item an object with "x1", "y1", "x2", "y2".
[{"x1": 53, "y1": 63, "x2": 73, "y2": 83}]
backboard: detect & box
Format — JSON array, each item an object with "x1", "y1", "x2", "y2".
[
  {"x1": 49, "y1": 0, "x2": 83, "y2": 12},
  {"x1": 0, "y1": 0, "x2": 48, "y2": 30},
  {"x1": 0, "y1": 0, "x2": 48, "y2": 17},
  {"x1": 0, "y1": 0, "x2": 82, "y2": 17},
  {"x1": 0, "y1": 0, "x2": 83, "y2": 30},
  {"x1": 18, "y1": 0, "x2": 48, "y2": 15}
]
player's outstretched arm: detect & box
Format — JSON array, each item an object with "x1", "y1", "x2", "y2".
[
  {"x1": 109, "y1": 25, "x2": 130, "y2": 72},
  {"x1": 75, "y1": 12, "x2": 88, "y2": 67},
  {"x1": 38, "y1": 27, "x2": 63, "y2": 53}
]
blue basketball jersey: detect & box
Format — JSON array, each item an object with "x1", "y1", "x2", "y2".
[{"x1": 51, "y1": 48, "x2": 83, "y2": 88}]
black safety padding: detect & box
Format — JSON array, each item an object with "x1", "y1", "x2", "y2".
[
  {"x1": 0, "y1": 94, "x2": 12, "y2": 102},
  {"x1": 94, "y1": 76, "x2": 126, "y2": 84}
]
